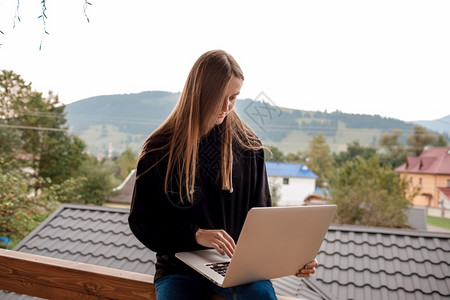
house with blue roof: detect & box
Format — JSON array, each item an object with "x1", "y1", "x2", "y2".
[{"x1": 265, "y1": 162, "x2": 318, "y2": 206}]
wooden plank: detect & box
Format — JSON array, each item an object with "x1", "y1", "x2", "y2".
[
  {"x1": 0, "y1": 249, "x2": 304, "y2": 300},
  {"x1": 0, "y1": 249, "x2": 156, "y2": 299}
]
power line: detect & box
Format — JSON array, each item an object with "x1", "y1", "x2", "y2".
[
  {"x1": 0, "y1": 124, "x2": 67, "y2": 132},
  {"x1": 3, "y1": 110, "x2": 447, "y2": 136}
]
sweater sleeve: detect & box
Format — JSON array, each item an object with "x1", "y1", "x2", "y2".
[
  {"x1": 128, "y1": 155, "x2": 200, "y2": 254},
  {"x1": 252, "y1": 148, "x2": 272, "y2": 208}
]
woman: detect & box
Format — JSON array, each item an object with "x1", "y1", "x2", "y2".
[{"x1": 129, "y1": 50, "x2": 318, "y2": 300}]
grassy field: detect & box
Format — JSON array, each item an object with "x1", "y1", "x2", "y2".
[{"x1": 427, "y1": 216, "x2": 450, "y2": 229}]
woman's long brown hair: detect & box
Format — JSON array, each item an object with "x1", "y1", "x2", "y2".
[{"x1": 138, "y1": 50, "x2": 263, "y2": 203}]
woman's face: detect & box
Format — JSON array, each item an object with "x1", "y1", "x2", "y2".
[{"x1": 215, "y1": 76, "x2": 242, "y2": 125}]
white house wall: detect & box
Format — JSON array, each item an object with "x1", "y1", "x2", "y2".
[{"x1": 269, "y1": 176, "x2": 316, "y2": 206}]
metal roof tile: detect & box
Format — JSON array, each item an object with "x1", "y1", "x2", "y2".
[{"x1": 7, "y1": 205, "x2": 450, "y2": 300}]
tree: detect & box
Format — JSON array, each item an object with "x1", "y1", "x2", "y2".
[
  {"x1": 0, "y1": 70, "x2": 88, "y2": 189},
  {"x1": 333, "y1": 141, "x2": 377, "y2": 167},
  {"x1": 0, "y1": 71, "x2": 31, "y2": 171},
  {"x1": 284, "y1": 152, "x2": 306, "y2": 163},
  {"x1": 436, "y1": 134, "x2": 448, "y2": 147},
  {"x1": 39, "y1": 134, "x2": 87, "y2": 185},
  {"x1": 406, "y1": 125, "x2": 437, "y2": 156},
  {"x1": 306, "y1": 134, "x2": 334, "y2": 189},
  {"x1": 264, "y1": 145, "x2": 285, "y2": 162},
  {"x1": 379, "y1": 129, "x2": 404, "y2": 151},
  {"x1": 379, "y1": 129, "x2": 407, "y2": 167},
  {"x1": 1, "y1": 70, "x2": 120, "y2": 246},
  {"x1": 0, "y1": 161, "x2": 59, "y2": 246},
  {"x1": 47, "y1": 157, "x2": 115, "y2": 205},
  {"x1": 115, "y1": 147, "x2": 137, "y2": 181},
  {"x1": 329, "y1": 156, "x2": 411, "y2": 228}
]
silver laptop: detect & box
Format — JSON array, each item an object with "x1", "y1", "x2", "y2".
[{"x1": 175, "y1": 205, "x2": 337, "y2": 287}]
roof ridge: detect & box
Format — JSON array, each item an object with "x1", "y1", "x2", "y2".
[
  {"x1": 19, "y1": 246, "x2": 154, "y2": 264},
  {"x1": 318, "y1": 265, "x2": 450, "y2": 280},
  {"x1": 57, "y1": 214, "x2": 128, "y2": 225},
  {"x1": 46, "y1": 223, "x2": 133, "y2": 236},
  {"x1": 318, "y1": 251, "x2": 450, "y2": 265},
  {"x1": 35, "y1": 234, "x2": 147, "y2": 250},
  {"x1": 315, "y1": 279, "x2": 450, "y2": 297},
  {"x1": 323, "y1": 238, "x2": 450, "y2": 252},
  {"x1": 328, "y1": 225, "x2": 450, "y2": 238},
  {"x1": 60, "y1": 203, "x2": 130, "y2": 213}
]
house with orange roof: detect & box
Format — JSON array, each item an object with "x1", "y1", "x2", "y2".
[{"x1": 395, "y1": 147, "x2": 450, "y2": 209}]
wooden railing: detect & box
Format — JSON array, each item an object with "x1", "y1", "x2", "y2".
[
  {"x1": 0, "y1": 249, "x2": 302, "y2": 300},
  {"x1": 0, "y1": 249, "x2": 155, "y2": 299}
]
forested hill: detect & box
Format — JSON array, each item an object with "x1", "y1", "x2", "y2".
[{"x1": 65, "y1": 91, "x2": 442, "y2": 156}]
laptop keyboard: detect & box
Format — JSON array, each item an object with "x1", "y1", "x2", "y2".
[{"x1": 206, "y1": 261, "x2": 230, "y2": 277}]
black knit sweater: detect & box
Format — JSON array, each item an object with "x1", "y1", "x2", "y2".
[{"x1": 128, "y1": 126, "x2": 271, "y2": 281}]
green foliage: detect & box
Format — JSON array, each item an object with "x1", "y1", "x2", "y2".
[
  {"x1": 378, "y1": 126, "x2": 447, "y2": 168},
  {"x1": 47, "y1": 157, "x2": 116, "y2": 205},
  {"x1": 284, "y1": 152, "x2": 306, "y2": 163},
  {"x1": 306, "y1": 134, "x2": 334, "y2": 189},
  {"x1": 0, "y1": 70, "x2": 89, "y2": 188},
  {"x1": 115, "y1": 147, "x2": 137, "y2": 181},
  {"x1": 379, "y1": 129, "x2": 407, "y2": 168},
  {"x1": 264, "y1": 145, "x2": 306, "y2": 163},
  {"x1": 0, "y1": 70, "x2": 128, "y2": 247},
  {"x1": 329, "y1": 156, "x2": 411, "y2": 228},
  {"x1": 0, "y1": 163, "x2": 59, "y2": 246},
  {"x1": 0, "y1": 126, "x2": 21, "y2": 171},
  {"x1": 264, "y1": 145, "x2": 285, "y2": 162},
  {"x1": 407, "y1": 125, "x2": 438, "y2": 156},
  {"x1": 333, "y1": 141, "x2": 377, "y2": 167},
  {"x1": 77, "y1": 158, "x2": 116, "y2": 205},
  {"x1": 39, "y1": 134, "x2": 88, "y2": 185},
  {"x1": 436, "y1": 134, "x2": 448, "y2": 146},
  {"x1": 0, "y1": 71, "x2": 30, "y2": 171}
]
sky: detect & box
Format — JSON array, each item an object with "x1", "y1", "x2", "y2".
[{"x1": 0, "y1": 0, "x2": 449, "y2": 122}]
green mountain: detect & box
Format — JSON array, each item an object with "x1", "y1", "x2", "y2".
[{"x1": 65, "y1": 91, "x2": 438, "y2": 157}]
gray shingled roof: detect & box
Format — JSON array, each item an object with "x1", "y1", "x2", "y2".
[
  {"x1": 316, "y1": 224, "x2": 450, "y2": 300},
  {"x1": 2, "y1": 204, "x2": 449, "y2": 300},
  {"x1": 14, "y1": 204, "x2": 156, "y2": 274},
  {"x1": 0, "y1": 204, "x2": 331, "y2": 299},
  {"x1": 110, "y1": 169, "x2": 136, "y2": 204}
]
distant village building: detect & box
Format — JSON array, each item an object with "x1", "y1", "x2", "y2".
[
  {"x1": 303, "y1": 187, "x2": 330, "y2": 206},
  {"x1": 395, "y1": 147, "x2": 450, "y2": 209},
  {"x1": 265, "y1": 162, "x2": 317, "y2": 206},
  {"x1": 108, "y1": 169, "x2": 135, "y2": 208}
]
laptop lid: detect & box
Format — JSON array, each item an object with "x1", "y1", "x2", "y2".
[{"x1": 176, "y1": 205, "x2": 337, "y2": 287}]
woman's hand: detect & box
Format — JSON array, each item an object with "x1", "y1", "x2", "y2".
[
  {"x1": 195, "y1": 228, "x2": 236, "y2": 258},
  {"x1": 295, "y1": 259, "x2": 318, "y2": 278}
]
